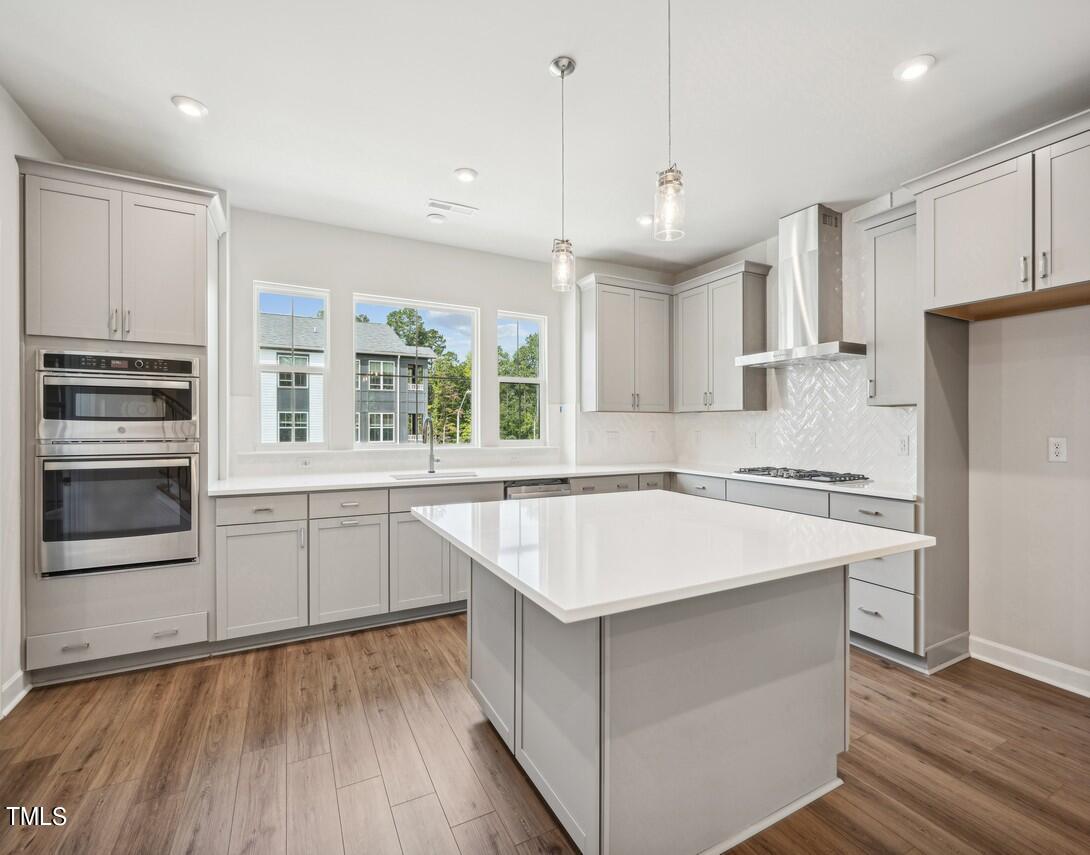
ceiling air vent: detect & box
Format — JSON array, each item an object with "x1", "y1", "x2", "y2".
[{"x1": 427, "y1": 198, "x2": 478, "y2": 216}]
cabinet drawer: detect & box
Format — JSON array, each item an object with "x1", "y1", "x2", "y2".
[
  {"x1": 726, "y1": 480, "x2": 829, "y2": 517},
  {"x1": 673, "y1": 473, "x2": 726, "y2": 500},
  {"x1": 309, "y1": 489, "x2": 388, "y2": 519},
  {"x1": 638, "y1": 473, "x2": 666, "y2": 490},
  {"x1": 216, "y1": 493, "x2": 307, "y2": 526},
  {"x1": 849, "y1": 550, "x2": 916, "y2": 594},
  {"x1": 570, "y1": 474, "x2": 639, "y2": 495},
  {"x1": 390, "y1": 482, "x2": 503, "y2": 513},
  {"x1": 849, "y1": 579, "x2": 915, "y2": 652},
  {"x1": 26, "y1": 611, "x2": 208, "y2": 670},
  {"x1": 830, "y1": 493, "x2": 915, "y2": 532}
]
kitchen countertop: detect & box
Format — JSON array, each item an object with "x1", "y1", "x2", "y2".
[
  {"x1": 208, "y1": 461, "x2": 917, "y2": 501},
  {"x1": 412, "y1": 490, "x2": 934, "y2": 622}
]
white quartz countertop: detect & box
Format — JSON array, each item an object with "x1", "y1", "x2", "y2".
[
  {"x1": 208, "y1": 461, "x2": 917, "y2": 501},
  {"x1": 412, "y1": 490, "x2": 934, "y2": 623}
]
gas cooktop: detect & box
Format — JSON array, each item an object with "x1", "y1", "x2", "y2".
[{"x1": 735, "y1": 467, "x2": 870, "y2": 484}]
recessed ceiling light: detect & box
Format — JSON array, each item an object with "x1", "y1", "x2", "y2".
[
  {"x1": 636, "y1": 214, "x2": 653, "y2": 227},
  {"x1": 453, "y1": 167, "x2": 478, "y2": 183},
  {"x1": 171, "y1": 95, "x2": 208, "y2": 118},
  {"x1": 426, "y1": 212, "x2": 446, "y2": 224},
  {"x1": 893, "y1": 55, "x2": 935, "y2": 82}
]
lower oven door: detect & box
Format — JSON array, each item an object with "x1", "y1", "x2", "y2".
[{"x1": 38, "y1": 455, "x2": 198, "y2": 576}]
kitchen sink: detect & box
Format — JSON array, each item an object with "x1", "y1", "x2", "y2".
[{"x1": 389, "y1": 471, "x2": 478, "y2": 480}]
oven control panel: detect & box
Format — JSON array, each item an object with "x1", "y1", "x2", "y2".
[{"x1": 41, "y1": 352, "x2": 196, "y2": 376}]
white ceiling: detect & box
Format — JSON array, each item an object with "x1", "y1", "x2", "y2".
[{"x1": 3, "y1": 0, "x2": 1090, "y2": 273}]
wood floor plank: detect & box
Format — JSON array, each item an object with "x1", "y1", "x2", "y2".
[
  {"x1": 317, "y1": 637, "x2": 379, "y2": 786},
  {"x1": 230, "y1": 744, "x2": 287, "y2": 855},
  {"x1": 112, "y1": 790, "x2": 186, "y2": 855},
  {"x1": 13, "y1": 677, "x2": 104, "y2": 763},
  {"x1": 337, "y1": 776, "x2": 402, "y2": 855},
  {"x1": 243, "y1": 643, "x2": 288, "y2": 753},
  {"x1": 345, "y1": 629, "x2": 434, "y2": 805},
  {"x1": 56, "y1": 778, "x2": 141, "y2": 855},
  {"x1": 286, "y1": 753, "x2": 344, "y2": 855},
  {"x1": 93, "y1": 664, "x2": 181, "y2": 788},
  {"x1": 0, "y1": 686, "x2": 67, "y2": 751},
  {"x1": 452, "y1": 812, "x2": 519, "y2": 855},
  {"x1": 391, "y1": 793, "x2": 460, "y2": 855},
  {"x1": 167, "y1": 768, "x2": 240, "y2": 855},
  {"x1": 514, "y1": 829, "x2": 578, "y2": 855},
  {"x1": 190, "y1": 650, "x2": 256, "y2": 787},
  {"x1": 284, "y1": 642, "x2": 330, "y2": 764}
]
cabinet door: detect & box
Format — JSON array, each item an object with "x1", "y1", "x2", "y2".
[
  {"x1": 309, "y1": 515, "x2": 389, "y2": 625},
  {"x1": 1035, "y1": 130, "x2": 1090, "y2": 290},
  {"x1": 708, "y1": 274, "x2": 744, "y2": 411},
  {"x1": 918, "y1": 153, "x2": 1033, "y2": 310},
  {"x1": 674, "y1": 285, "x2": 709, "y2": 411},
  {"x1": 633, "y1": 290, "x2": 670, "y2": 411},
  {"x1": 25, "y1": 175, "x2": 122, "y2": 340},
  {"x1": 216, "y1": 520, "x2": 308, "y2": 639},
  {"x1": 595, "y1": 285, "x2": 636, "y2": 411},
  {"x1": 866, "y1": 215, "x2": 918, "y2": 406},
  {"x1": 469, "y1": 561, "x2": 516, "y2": 749},
  {"x1": 449, "y1": 545, "x2": 471, "y2": 601},
  {"x1": 390, "y1": 511, "x2": 449, "y2": 610},
  {"x1": 122, "y1": 192, "x2": 207, "y2": 345}
]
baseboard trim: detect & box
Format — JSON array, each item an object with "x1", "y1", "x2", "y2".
[
  {"x1": 970, "y1": 635, "x2": 1090, "y2": 698},
  {"x1": 850, "y1": 632, "x2": 968, "y2": 675},
  {"x1": 698, "y1": 777, "x2": 843, "y2": 855},
  {"x1": 1, "y1": 670, "x2": 31, "y2": 718}
]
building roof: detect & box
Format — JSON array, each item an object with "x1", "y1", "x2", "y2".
[{"x1": 258, "y1": 313, "x2": 436, "y2": 359}]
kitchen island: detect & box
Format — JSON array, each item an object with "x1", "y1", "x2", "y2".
[{"x1": 413, "y1": 490, "x2": 933, "y2": 855}]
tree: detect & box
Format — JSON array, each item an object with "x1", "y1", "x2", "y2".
[
  {"x1": 355, "y1": 312, "x2": 370, "y2": 323},
  {"x1": 497, "y1": 332, "x2": 540, "y2": 439},
  {"x1": 385, "y1": 307, "x2": 447, "y2": 355},
  {"x1": 427, "y1": 350, "x2": 472, "y2": 444}
]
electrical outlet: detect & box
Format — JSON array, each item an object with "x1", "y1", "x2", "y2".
[
  {"x1": 748, "y1": 431, "x2": 758, "y2": 449},
  {"x1": 898, "y1": 436, "x2": 910, "y2": 456},
  {"x1": 1048, "y1": 436, "x2": 1068, "y2": 462},
  {"x1": 297, "y1": 457, "x2": 312, "y2": 469}
]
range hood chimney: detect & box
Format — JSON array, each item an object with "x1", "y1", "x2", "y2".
[{"x1": 735, "y1": 204, "x2": 866, "y2": 368}]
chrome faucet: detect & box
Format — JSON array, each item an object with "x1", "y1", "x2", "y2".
[{"x1": 423, "y1": 416, "x2": 438, "y2": 473}]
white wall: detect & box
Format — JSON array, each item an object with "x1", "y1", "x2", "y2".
[
  {"x1": 0, "y1": 84, "x2": 59, "y2": 711},
  {"x1": 969, "y1": 306, "x2": 1090, "y2": 688},
  {"x1": 227, "y1": 208, "x2": 667, "y2": 477}
]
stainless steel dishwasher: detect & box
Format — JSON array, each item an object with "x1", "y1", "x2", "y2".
[{"x1": 504, "y1": 479, "x2": 572, "y2": 500}]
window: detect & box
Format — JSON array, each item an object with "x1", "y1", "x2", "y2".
[
  {"x1": 354, "y1": 296, "x2": 476, "y2": 446},
  {"x1": 257, "y1": 285, "x2": 328, "y2": 445},
  {"x1": 368, "y1": 412, "x2": 395, "y2": 443},
  {"x1": 355, "y1": 412, "x2": 361, "y2": 442},
  {"x1": 355, "y1": 358, "x2": 362, "y2": 391},
  {"x1": 498, "y1": 313, "x2": 544, "y2": 442},
  {"x1": 368, "y1": 360, "x2": 395, "y2": 391},
  {"x1": 278, "y1": 411, "x2": 308, "y2": 443}
]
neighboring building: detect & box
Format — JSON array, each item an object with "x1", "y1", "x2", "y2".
[{"x1": 258, "y1": 313, "x2": 434, "y2": 444}]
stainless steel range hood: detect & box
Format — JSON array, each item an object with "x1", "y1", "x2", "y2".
[{"x1": 735, "y1": 203, "x2": 866, "y2": 368}]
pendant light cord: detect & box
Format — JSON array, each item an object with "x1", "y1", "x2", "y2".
[
  {"x1": 561, "y1": 70, "x2": 566, "y2": 240},
  {"x1": 667, "y1": 0, "x2": 672, "y2": 166}
]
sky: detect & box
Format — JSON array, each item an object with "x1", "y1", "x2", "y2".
[{"x1": 356, "y1": 300, "x2": 474, "y2": 361}]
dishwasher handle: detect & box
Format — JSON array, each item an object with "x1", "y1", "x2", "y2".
[{"x1": 504, "y1": 480, "x2": 572, "y2": 500}]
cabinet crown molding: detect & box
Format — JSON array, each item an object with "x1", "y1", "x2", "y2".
[{"x1": 578, "y1": 259, "x2": 771, "y2": 297}]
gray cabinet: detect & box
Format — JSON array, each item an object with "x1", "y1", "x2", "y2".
[
  {"x1": 569, "y1": 474, "x2": 638, "y2": 496},
  {"x1": 309, "y1": 514, "x2": 389, "y2": 625},
  {"x1": 24, "y1": 175, "x2": 122, "y2": 340},
  {"x1": 864, "y1": 212, "x2": 918, "y2": 406},
  {"x1": 579, "y1": 277, "x2": 670, "y2": 412},
  {"x1": 1034, "y1": 128, "x2": 1090, "y2": 291},
  {"x1": 216, "y1": 519, "x2": 309, "y2": 639},
  {"x1": 916, "y1": 154, "x2": 1034, "y2": 311},
  {"x1": 390, "y1": 511, "x2": 450, "y2": 610},
  {"x1": 449, "y1": 545, "x2": 471, "y2": 601},
  {"x1": 726, "y1": 479, "x2": 830, "y2": 517},
  {"x1": 637, "y1": 473, "x2": 666, "y2": 490},
  {"x1": 674, "y1": 285, "x2": 709, "y2": 411},
  {"x1": 468, "y1": 560, "x2": 516, "y2": 749}
]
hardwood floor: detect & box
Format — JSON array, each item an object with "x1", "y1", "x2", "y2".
[{"x1": 1, "y1": 614, "x2": 1088, "y2": 854}]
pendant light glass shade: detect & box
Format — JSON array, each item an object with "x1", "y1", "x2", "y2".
[
  {"x1": 653, "y1": 165, "x2": 685, "y2": 241},
  {"x1": 551, "y1": 238, "x2": 575, "y2": 291}
]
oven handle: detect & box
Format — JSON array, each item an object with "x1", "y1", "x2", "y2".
[
  {"x1": 43, "y1": 457, "x2": 193, "y2": 472},
  {"x1": 43, "y1": 375, "x2": 193, "y2": 390}
]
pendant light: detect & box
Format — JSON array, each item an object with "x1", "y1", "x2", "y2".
[
  {"x1": 550, "y1": 56, "x2": 576, "y2": 291},
  {"x1": 653, "y1": 0, "x2": 684, "y2": 241}
]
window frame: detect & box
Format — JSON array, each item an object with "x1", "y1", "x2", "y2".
[
  {"x1": 368, "y1": 411, "x2": 395, "y2": 444},
  {"x1": 497, "y1": 310, "x2": 547, "y2": 446},
  {"x1": 367, "y1": 359, "x2": 396, "y2": 392},
  {"x1": 255, "y1": 281, "x2": 330, "y2": 449}
]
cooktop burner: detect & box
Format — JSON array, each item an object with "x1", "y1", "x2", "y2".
[{"x1": 735, "y1": 466, "x2": 869, "y2": 484}]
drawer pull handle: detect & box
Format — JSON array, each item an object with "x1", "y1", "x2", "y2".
[
  {"x1": 616, "y1": 484, "x2": 629, "y2": 489},
  {"x1": 581, "y1": 486, "x2": 595, "y2": 492},
  {"x1": 340, "y1": 501, "x2": 360, "y2": 507},
  {"x1": 153, "y1": 629, "x2": 179, "y2": 639},
  {"x1": 62, "y1": 642, "x2": 90, "y2": 652},
  {"x1": 694, "y1": 485, "x2": 707, "y2": 491},
  {"x1": 857, "y1": 607, "x2": 882, "y2": 617},
  {"x1": 340, "y1": 519, "x2": 361, "y2": 526},
  {"x1": 253, "y1": 507, "x2": 274, "y2": 513},
  {"x1": 858, "y1": 509, "x2": 882, "y2": 517}
]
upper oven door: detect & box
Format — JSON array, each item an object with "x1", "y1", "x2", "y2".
[
  {"x1": 39, "y1": 375, "x2": 198, "y2": 442},
  {"x1": 37, "y1": 455, "x2": 198, "y2": 576}
]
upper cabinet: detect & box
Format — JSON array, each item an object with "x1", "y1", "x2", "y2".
[
  {"x1": 673, "y1": 264, "x2": 768, "y2": 413},
  {"x1": 907, "y1": 112, "x2": 1090, "y2": 320},
  {"x1": 579, "y1": 277, "x2": 670, "y2": 412},
  {"x1": 20, "y1": 158, "x2": 225, "y2": 346}
]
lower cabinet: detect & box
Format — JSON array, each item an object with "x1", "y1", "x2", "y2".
[
  {"x1": 390, "y1": 511, "x2": 450, "y2": 610},
  {"x1": 216, "y1": 519, "x2": 309, "y2": 639},
  {"x1": 449, "y1": 545, "x2": 471, "y2": 601},
  {"x1": 309, "y1": 514, "x2": 389, "y2": 625}
]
